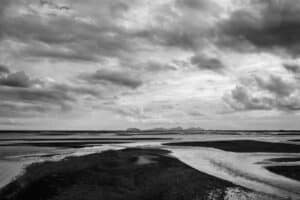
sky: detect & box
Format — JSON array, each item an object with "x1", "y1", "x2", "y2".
[{"x1": 0, "y1": 0, "x2": 300, "y2": 130}]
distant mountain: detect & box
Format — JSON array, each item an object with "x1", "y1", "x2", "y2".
[
  {"x1": 146, "y1": 126, "x2": 184, "y2": 132},
  {"x1": 126, "y1": 128, "x2": 141, "y2": 132},
  {"x1": 185, "y1": 127, "x2": 204, "y2": 131},
  {"x1": 126, "y1": 126, "x2": 204, "y2": 133}
]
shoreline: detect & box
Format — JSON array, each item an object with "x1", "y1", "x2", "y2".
[{"x1": 0, "y1": 147, "x2": 275, "y2": 200}]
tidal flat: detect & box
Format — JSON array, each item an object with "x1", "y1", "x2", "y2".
[
  {"x1": 0, "y1": 148, "x2": 260, "y2": 200},
  {"x1": 1, "y1": 132, "x2": 300, "y2": 199}
]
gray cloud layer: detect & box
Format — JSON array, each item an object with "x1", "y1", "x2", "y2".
[
  {"x1": 0, "y1": 65, "x2": 10, "y2": 74},
  {"x1": 225, "y1": 75, "x2": 300, "y2": 112},
  {"x1": 284, "y1": 63, "x2": 300, "y2": 74},
  {"x1": 0, "y1": 69, "x2": 102, "y2": 118},
  {"x1": 79, "y1": 69, "x2": 143, "y2": 89},
  {"x1": 1, "y1": 0, "x2": 300, "y2": 128},
  {"x1": 0, "y1": 71, "x2": 35, "y2": 88},
  {"x1": 218, "y1": 0, "x2": 300, "y2": 55},
  {"x1": 191, "y1": 54, "x2": 225, "y2": 72}
]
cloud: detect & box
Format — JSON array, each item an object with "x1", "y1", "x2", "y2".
[
  {"x1": 40, "y1": 0, "x2": 70, "y2": 11},
  {"x1": 142, "y1": 61, "x2": 177, "y2": 72},
  {"x1": 175, "y1": 0, "x2": 222, "y2": 13},
  {"x1": 190, "y1": 54, "x2": 225, "y2": 72},
  {"x1": 0, "y1": 0, "x2": 140, "y2": 63},
  {"x1": 0, "y1": 69, "x2": 73, "y2": 116},
  {"x1": 113, "y1": 106, "x2": 149, "y2": 120},
  {"x1": 79, "y1": 69, "x2": 143, "y2": 89},
  {"x1": 218, "y1": 0, "x2": 300, "y2": 55},
  {"x1": 283, "y1": 63, "x2": 300, "y2": 74},
  {"x1": 0, "y1": 65, "x2": 10, "y2": 74},
  {"x1": 187, "y1": 110, "x2": 205, "y2": 117},
  {"x1": 0, "y1": 87, "x2": 74, "y2": 107},
  {"x1": 0, "y1": 102, "x2": 47, "y2": 118},
  {"x1": 0, "y1": 69, "x2": 103, "y2": 118},
  {"x1": 224, "y1": 74, "x2": 300, "y2": 112},
  {"x1": 224, "y1": 86, "x2": 274, "y2": 111},
  {"x1": 2, "y1": 0, "x2": 300, "y2": 64},
  {"x1": 1, "y1": 0, "x2": 300, "y2": 129},
  {"x1": 24, "y1": 46, "x2": 99, "y2": 62},
  {"x1": 254, "y1": 75, "x2": 295, "y2": 97},
  {"x1": 52, "y1": 83, "x2": 101, "y2": 98},
  {"x1": 0, "y1": 71, "x2": 34, "y2": 88}
]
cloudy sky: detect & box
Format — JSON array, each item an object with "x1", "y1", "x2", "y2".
[{"x1": 0, "y1": 0, "x2": 300, "y2": 130}]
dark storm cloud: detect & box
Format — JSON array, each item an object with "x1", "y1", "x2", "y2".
[
  {"x1": 175, "y1": 0, "x2": 222, "y2": 12},
  {"x1": 187, "y1": 110, "x2": 205, "y2": 117},
  {"x1": 0, "y1": 11, "x2": 64, "y2": 43},
  {"x1": 0, "y1": 71, "x2": 34, "y2": 88},
  {"x1": 2, "y1": 0, "x2": 300, "y2": 65},
  {"x1": 0, "y1": 0, "x2": 10, "y2": 39},
  {"x1": 132, "y1": 0, "x2": 219, "y2": 51},
  {"x1": 24, "y1": 47, "x2": 99, "y2": 62},
  {"x1": 135, "y1": 27, "x2": 200, "y2": 51},
  {"x1": 0, "y1": 0, "x2": 139, "y2": 62},
  {"x1": 218, "y1": 0, "x2": 300, "y2": 55},
  {"x1": 52, "y1": 83, "x2": 101, "y2": 98},
  {"x1": 127, "y1": 61, "x2": 177, "y2": 72},
  {"x1": 79, "y1": 69, "x2": 143, "y2": 89},
  {"x1": 176, "y1": 0, "x2": 211, "y2": 9},
  {"x1": 0, "y1": 65, "x2": 10, "y2": 74},
  {"x1": 190, "y1": 54, "x2": 225, "y2": 72},
  {"x1": 144, "y1": 62, "x2": 177, "y2": 72},
  {"x1": 225, "y1": 86, "x2": 274, "y2": 111},
  {"x1": 0, "y1": 102, "x2": 47, "y2": 118},
  {"x1": 224, "y1": 74, "x2": 300, "y2": 112},
  {"x1": 0, "y1": 82, "x2": 101, "y2": 108},
  {"x1": 0, "y1": 87, "x2": 74, "y2": 106},
  {"x1": 254, "y1": 75, "x2": 295, "y2": 97},
  {"x1": 40, "y1": 0, "x2": 70, "y2": 11},
  {"x1": 0, "y1": 88, "x2": 74, "y2": 118},
  {"x1": 0, "y1": 0, "x2": 218, "y2": 64},
  {"x1": 0, "y1": 69, "x2": 103, "y2": 118},
  {"x1": 283, "y1": 63, "x2": 300, "y2": 74}
]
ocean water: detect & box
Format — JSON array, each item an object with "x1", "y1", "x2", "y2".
[{"x1": 0, "y1": 131, "x2": 300, "y2": 199}]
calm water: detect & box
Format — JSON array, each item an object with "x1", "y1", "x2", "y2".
[{"x1": 1, "y1": 131, "x2": 300, "y2": 199}]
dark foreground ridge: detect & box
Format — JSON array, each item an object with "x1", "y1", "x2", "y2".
[
  {"x1": 0, "y1": 148, "x2": 247, "y2": 200},
  {"x1": 164, "y1": 140, "x2": 300, "y2": 153}
]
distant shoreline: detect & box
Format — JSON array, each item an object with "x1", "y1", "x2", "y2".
[{"x1": 0, "y1": 129, "x2": 300, "y2": 133}]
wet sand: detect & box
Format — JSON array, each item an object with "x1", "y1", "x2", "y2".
[
  {"x1": 0, "y1": 141, "x2": 128, "y2": 148},
  {"x1": 267, "y1": 166, "x2": 300, "y2": 182},
  {"x1": 0, "y1": 161, "x2": 24, "y2": 189},
  {"x1": 164, "y1": 140, "x2": 300, "y2": 153},
  {"x1": 267, "y1": 157, "x2": 300, "y2": 162},
  {"x1": 169, "y1": 147, "x2": 300, "y2": 199}
]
